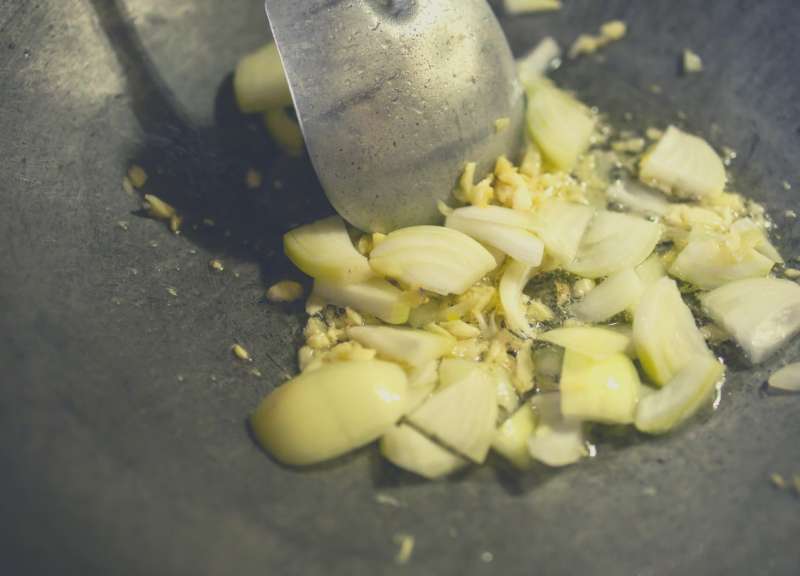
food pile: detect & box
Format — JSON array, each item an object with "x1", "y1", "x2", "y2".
[{"x1": 232, "y1": 32, "x2": 800, "y2": 478}]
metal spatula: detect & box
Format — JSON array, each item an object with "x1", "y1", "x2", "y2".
[{"x1": 264, "y1": 0, "x2": 524, "y2": 232}]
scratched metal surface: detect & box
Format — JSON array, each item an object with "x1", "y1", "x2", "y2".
[{"x1": 0, "y1": 0, "x2": 798, "y2": 574}]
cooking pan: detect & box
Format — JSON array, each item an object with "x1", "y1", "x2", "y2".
[{"x1": 1, "y1": 0, "x2": 798, "y2": 574}]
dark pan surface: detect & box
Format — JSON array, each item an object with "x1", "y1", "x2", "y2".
[{"x1": 1, "y1": 1, "x2": 799, "y2": 574}]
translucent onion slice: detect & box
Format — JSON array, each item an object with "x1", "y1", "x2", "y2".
[
  {"x1": 700, "y1": 277, "x2": 800, "y2": 363},
  {"x1": 635, "y1": 354, "x2": 724, "y2": 434},
  {"x1": 768, "y1": 363, "x2": 800, "y2": 393},
  {"x1": 516, "y1": 36, "x2": 561, "y2": 87},
  {"x1": 730, "y1": 218, "x2": 783, "y2": 263},
  {"x1": 539, "y1": 326, "x2": 631, "y2": 359},
  {"x1": 446, "y1": 211, "x2": 544, "y2": 266},
  {"x1": 369, "y1": 226, "x2": 496, "y2": 295},
  {"x1": 528, "y1": 393, "x2": 587, "y2": 467},
  {"x1": 380, "y1": 423, "x2": 468, "y2": 479},
  {"x1": 633, "y1": 277, "x2": 710, "y2": 386},
  {"x1": 407, "y1": 360, "x2": 498, "y2": 463},
  {"x1": 669, "y1": 238, "x2": 774, "y2": 290},
  {"x1": 606, "y1": 180, "x2": 669, "y2": 217},
  {"x1": 251, "y1": 360, "x2": 407, "y2": 465},
  {"x1": 627, "y1": 254, "x2": 666, "y2": 314},
  {"x1": 565, "y1": 211, "x2": 661, "y2": 279},
  {"x1": 488, "y1": 364, "x2": 521, "y2": 414},
  {"x1": 499, "y1": 259, "x2": 537, "y2": 337},
  {"x1": 444, "y1": 205, "x2": 537, "y2": 229},
  {"x1": 528, "y1": 199, "x2": 595, "y2": 266},
  {"x1": 639, "y1": 126, "x2": 727, "y2": 198},
  {"x1": 312, "y1": 278, "x2": 410, "y2": 325},
  {"x1": 492, "y1": 403, "x2": 537, "y2": 470},
  {"x1": 636, "y1": 254, "x2": 666, "y2": 286},
  {"x1": 347, "y1": 325, "x2": 455, "y2": 368},
  {"x1": 284, "y1": 215, "x2": 373, "y2": 284},
  {"x1": 404, "y1": 360, "x2": 440, "y2": 413},
  {"x1": 526, "y1": 79, "x2": 596, "y2": 171},
  {"x1": 572, "y1": 268, "x2": 643, "y2": 322},
  {"x1": 560, "y1": 350, "x2": 641, "y2": 424},
  {"x1": 438, "y1": 358, "x2": 482, "y2": 389}
]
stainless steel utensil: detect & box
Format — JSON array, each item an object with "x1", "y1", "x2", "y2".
[{"x1": 264, "y1": 0, "x2": 524, "y2": 232}]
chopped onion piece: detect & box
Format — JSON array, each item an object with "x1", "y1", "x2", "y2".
[
  {"x1": 539, "y1": 326, "x2": 631, "y2": 359},
  {"x1": 526, "y1": 79, "x2": 596, "y2": 171},
  {"x1": 369, "y1": 226, "x2": 496, "y2": 295},
  {"x1": 700, "y1": 277, "x2": 800, "y2": 363},
  {"x1": 560, "y1": 350, "x2": 641, "y2": 424},
  {"x1": 264, "y1": 108, "x2": 304, "y2": 157},
  {"x1": 566, "y1": 211, "x2": 661, "y2": 278},
  {"x1": 635, "y1": 354, "x2": 724, "y2": 434},
  {"x1": 517, "y1": 37, "x2": 561, "y2": 87},
  {"x1": 669, "y1": 238, "x2": 774, "y2": 289},
  {"x1": 730, "y1": 218, "x2": 784, "y2": 263},
  {"x1": 446, "y1": 212, "x2": 544, "y2": 266},
  {"x1": 380, "y1": 424, "x2": 468, "y2": 479},
  {"x1": 234, "y1": 42, "x2": 292, "y2": 113},
  {"x1": 347, "y1": 326, "x2": 455, "y2": 368},
  {"x1": 499, "y1": 259, "x2": 537, "y2": 337},
  {"x1": 407, "y1": 360, "x2": 497, "y2": 462},
  {"x1": 492, "y1": 403, "x2": 537, "y2": 470},
  {"x1": 405, "y1": 360, "x2": 440, "y2": 412},
  {"x1": 572, "y1": 268, "x2": 643, "y2": 322},
  {"x1": 639, "y1": 126, "x2": 727, "y2": 198},
  {"x1": 768, "y1": 363, "x2": 800, "y2": 392},
  {"x1": 251, "y1": 360, "x2": 407, "y2": 465},
  {"x1": 528, "y1": 199, "x2": 595, "y2": 266},
  {"x1": 445, "y1": 206, "x2": 544, "y2": 265},
  {"x1": 438, "y1": 358, "x2": 478, "y2": 389},
  {"x1": 606, "y1": 180, "x2": 669, "y2": 217},
  {"x1": 284, "y1": 215, "x2": 373, "y2": 283},
  {"x1": 488, "y1": 364, "x2": 521, "y2": 414},
  {"x1": 633, "y1": 277, "x2": 710, "y2": 385},
  {"x1": 446, "y1": 205, "x2": 538, "y2": 229},
  {"x1": 312, "y1": 278, "x2": 410, "y2": 325},
  {"x1": 635, "y1": 254, "x2": 666, "y2": 286},
  {"x1": 628, "y1": 254, "x2": 666, "y2": 314},
  {"x1": 528, "y1": 393, "x2": 587, "y2": 467}
]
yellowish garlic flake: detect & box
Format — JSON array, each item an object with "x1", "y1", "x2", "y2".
[
  {"x1": 494, "y1": 117, "x2": 511, "y2": 133},
  {"x1": 569, "y1": 20, "x2": 627, "y2": 59},
  {"x1": 682, "y1": 49, "x2": 703, "y2": 74},
  {"x1": 232, "y1": 343, "x2": 252, "y2": 362},
  {"x1": 143, "y1": 194, "x2": 175, "y2": 221},
  {"x1": 128, "y1": 164, "x2": 148, "y2": 188},
  {"x1": 267, "y1": 280, "x2": 304, "y2": 303},
  {"x1": 504, "y1": 0, "x2": 561, "y2": 14}
]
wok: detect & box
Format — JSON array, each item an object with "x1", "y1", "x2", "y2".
[{"x1": 1, "y1": 0, "x2": 798, "y2": 574}]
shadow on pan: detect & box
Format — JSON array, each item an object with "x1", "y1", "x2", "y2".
[{"x1": 88, "y1": 0, "x2": 334, "y2": 291}]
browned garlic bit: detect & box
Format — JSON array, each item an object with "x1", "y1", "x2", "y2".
[{"x1": 245, "y1": 168, "x2": 262, "y2": 189}]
